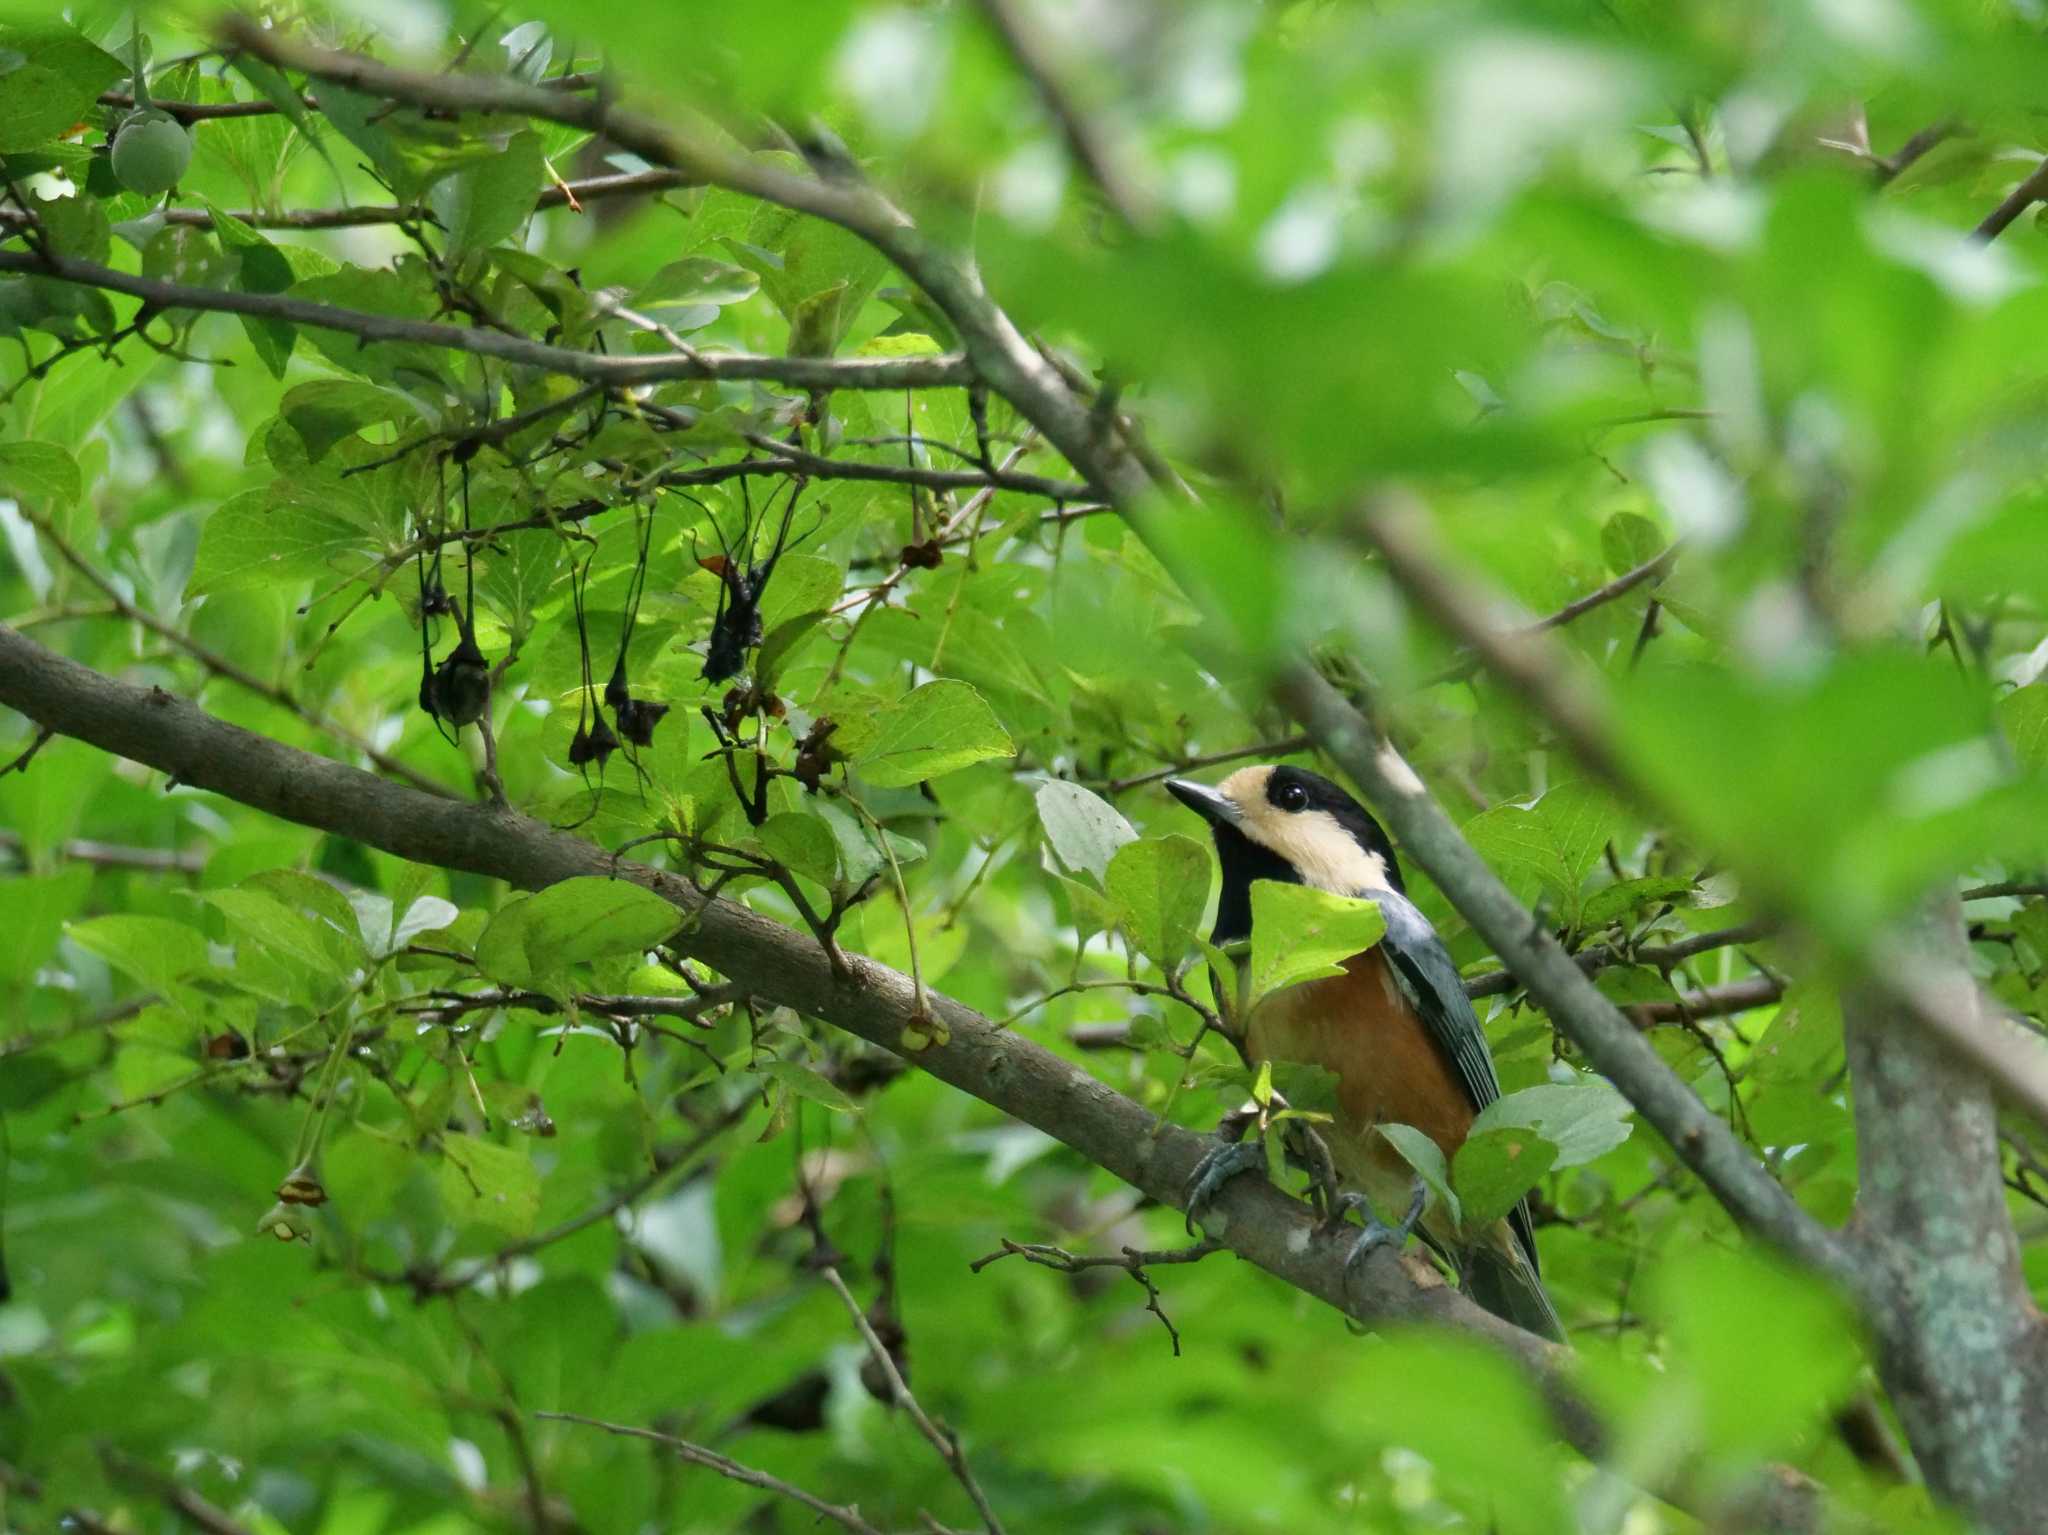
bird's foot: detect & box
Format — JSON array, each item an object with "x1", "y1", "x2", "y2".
[
  {"x1": 1183, "y1": 1118, "x2": 1268, "y2": 1237},
  {"x1": 1318, "y1": 1189, "x2": 1371, "y2": 1239},
  {"x1": 1342, "y1": 1177, "x2": 1427, "y2": 1280}
]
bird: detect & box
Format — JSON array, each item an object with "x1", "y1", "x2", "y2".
[{"x1": 1166, "y1": 763, "x2": 1563, "y2": 1341}]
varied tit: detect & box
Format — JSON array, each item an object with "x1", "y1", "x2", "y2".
[{"x1": 1167, "y1": 764, "x2": 1563, "y2": 1341}]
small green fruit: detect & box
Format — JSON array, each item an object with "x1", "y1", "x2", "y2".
[{"x1": 111, "y1": 108, "x2": 191, "y2": 198}]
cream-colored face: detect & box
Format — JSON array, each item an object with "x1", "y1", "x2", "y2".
[{"x1": 1214, "y1": 765, "x2": 1395, "y2": 897}]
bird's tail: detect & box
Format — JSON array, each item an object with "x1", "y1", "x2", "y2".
[{"x1": 1461, "y1": 1236, "x2": 1564, "y2": 1342}]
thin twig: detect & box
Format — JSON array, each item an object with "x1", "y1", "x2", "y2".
[
  {"x1": 0, "y1": 726, "x2": 54, "y2": 776},
  {"x1": 1099, "y1": 735, "x2": 1313, "y2": 794},
  {"x1": 967, "y1": 1236, "x2": 1220, "y2": 1355},
  {"x1": 1466, "y1": 917, "x2": 1778, "y2": 999},
  {"x1": 0, "y1": 828, "x2": 204, "y2": 873},
  {"x1": 819, "y1": 1266, "x2": 1006, "y2": 1535},
  {"x1": 396, "y1": 1104, "x2": 750, "y2": 1295},
  {"x1": 1974, "y1": 155, "x2": 2048, "y2": 243},
  {"x1": 1875, "y1": 121, "x2": 1961, "y2": 184},
  {"x1": 537, "y1": 1413, "x2": 887, "y2": 1535},
  {"x1": 100, "y1": 1451, "x2": 255, "y2": 1535}
]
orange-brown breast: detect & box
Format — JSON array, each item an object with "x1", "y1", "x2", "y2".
[{"x1": 1245, "y1": 946, "x2": 1476, "y2": 1204}]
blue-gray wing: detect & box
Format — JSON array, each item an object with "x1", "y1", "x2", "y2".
[{"x1": 1373, "y1": 890, "x2": 1542, "y2": 1276}]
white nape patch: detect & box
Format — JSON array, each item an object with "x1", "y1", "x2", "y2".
[
  {"x1": 1286, "y1": 1224, "x2": 1313, "y2": 1255},
  {"x1": 1217, "y1": 766, "x2": 1393, "y2": 897}
]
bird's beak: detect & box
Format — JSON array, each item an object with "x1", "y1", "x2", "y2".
[{"x1": 1165, "y1": 778, "x2": 1240, "y2": 828}]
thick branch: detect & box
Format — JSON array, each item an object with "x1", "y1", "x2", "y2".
[
  {"x1": 0, "y1": 251, "x2": 970, "y2": 394},
  {"x1": 20, "y1": 504, "x2": 447, "y2": 796},
  {"x1": 1358, "y1": 494, "x2": 2048, "y2": 1130},
  {"x1": 0, "y1": 622, "x2": 1591, "y2": 1439},
  {"x1": 1842, "y1": 898, "x2": 2048, "y2": 1533},
  {"x1": 1277, "y1": 666, "x2": 1856, "y2": 1284},
  {"x1": 974, "y1": 0, "x2": 1155, "y2": 231}
]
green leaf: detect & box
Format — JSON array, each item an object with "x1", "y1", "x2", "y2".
[
  {"x1": 228, "y1": 52, "x2": 339, "y2": 184},
  {"x1": 206, "y1": 201, "x2": 296, "y2": 377},
  {"x1": 0, "y1": 866, "x2": 91, "y2": 986},
  {"x1": 478, "y1": 528, "x2": 563, "y2": 641},
  {"x1": 439, "y1": 1133, "x2": 541, "y2": 1237},
  {"x1": 1106, "y1": 834, "x2": 1210, "y2": 970},
  {"x1": 1245, "y1": 881, "x2": 1386, "y2": 1007},
  {"x1": 187, "y1": 487, "x2": 379, "y2": 596},
  {"x1": 1600, "y1": 510, "x2": 1666, "y2": 576},
  {"x1": 1579, "y1": 874, "x2": 1695, "y2": 930},
  {"x1": 758, "y1": 1060, "x2": 857, "y2": 1114},
  {"x1": 36, "y1": 191, "x2": 109, "y2": 266},
  {"x1": 0, "y1": 441, "x2": 80, "y2": 508},
  {"x1": 200, "y1": 888, "x2": 350, "y2": 980},
  {"x1": 0, "y1": 27, "x2": 126, "y2": 154},
  {"x1": 1036, "y1": 779, "x2": 1137, "y2": 882},
  {"x1": 1650, "y1": 1244, "x2": 1860, "y2": 1458},
  {"x1": 811, "y1": 798, "x2": 924, "y2": 890},
  {"x1": 843, "y1": 680, "x2": 1014, "y2": 787},
  {"x1": 1267, "y1": 1059, "x2": 1342, "y2": 1118},
  {"x1": 1998, "y1": 684, "x2": 2048, "y2": 776},
  {"x1": 757, "y1": 810, "x2": 840, "y2": 885},
  {"x1": 1249, "y1": 1058, "x2": 1274, "y2": 1109},
  {"x1": 475, "y1": 878, "x2": 681, "y2": 987},
  {"x1": 474, "y1": 895, "x2": 538, "y2": 988},
  {"x1": 431, "y1": 129, "x2": 544, "y2": 257},
  {"x1": 639, "y1": 257, "x2": 759, "y2": 308},
  {"x1": 277, "y1": 380, "x2": 420, "y2": 463},
  {"x1": 1377, "y1": 1123, "x2": 1460, "y2": 1230},
  {"x1": 1462, "y1": 783, "x2": 1621, "y2": 925},
  {"x1": 1470, "y1": 1082, "x2": 1634, "y2": 1169},
  {"x1": 67, "y1": 913, "x2": 208, "y2": 998},
  {"x1": 1451, "y1": 1125, "x2": 1558, "y2": 1230}
]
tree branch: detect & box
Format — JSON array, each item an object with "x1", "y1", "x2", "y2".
[
  {"x1": 1355, "y1": 493, "x2": 2048, "y2": 1131},
  {"x1": 0, "y1": 170, "x2": 691, "y2": 235},
  {"x1": 20, "y1": 504, "x2": 447, "y2": 797},
  {"x1": 216, "y1": 19, "x2": 1159, "y2": 510},
  {"x1": 1840, "y1": 897, "x2": 2048, "y2": 1531},
  {"x1": 536, "y1": 1413, "x2": 888, "y2": 1535},
  {"x1": 0, "y1": 250, "x2": 971, "y2": 394},
  {"x1": 1974, "y1": 156, "x2": 2048, "y2": 243},
  {"x1": 0, "y1": 828, "x2": 204, "y2": 874},
  {"x1": 1466, "y1": 918, "x2": 1779, "y2": 999},
  {"x1": 820, "y1": 1265, "x2": 1005, "y2": 1534},
  {"x1": 0, "y1": 619, "x2": 1591, "y2": 1425},
  {"x1": 974, "y1": 0, "x2": 1155, "y2": 231},
  {"x1": 1275, "y1": 664, "x2": 1856, "y2": 1284}
]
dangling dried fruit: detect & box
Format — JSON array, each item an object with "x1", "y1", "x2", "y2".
[
  {"x1": 276, "y1": 1161, "x2": 328, "y2": 1206},
  {"x1": 255, "y1": 1201, "x2": 312, "y2": 1243}
]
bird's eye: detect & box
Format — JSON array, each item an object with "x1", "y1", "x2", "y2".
[{"x1": 1274, "y1": 781, "x2": 1308, "y2": 812}]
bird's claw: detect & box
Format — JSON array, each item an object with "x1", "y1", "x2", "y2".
[
  {"x1": 1183, "y1": 1138, "x2": 1267, "y2": 1236},
  {"x1": 1319, "y1": 1189, "x2": 1370, "y2": 1239},
  {"x1": 1343, "y1": 1177, "x2": 1428, "y2": 1279}
]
